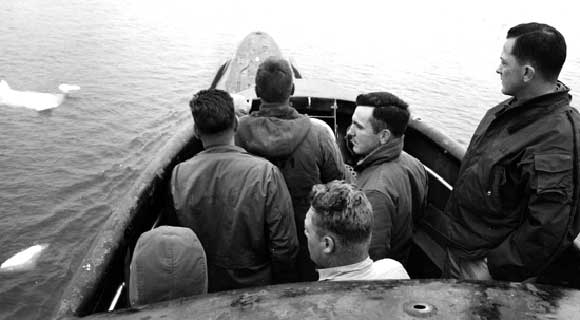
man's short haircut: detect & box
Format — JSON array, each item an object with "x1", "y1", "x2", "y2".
[
  {"x1": 507, "y1": 22, "x2": 566, "y2": 81},
  {"x1": 309, "y1": 180, "x2": 373, "y2": 246},
  {"x1": 189, "y1": 89, "x2": 235, "y2": 135},
  {"x1": 255, "y1": 57, "x2": 294, "y2": 103},
  {"x1": 355, "y1": 92, "x2": 410, "y2": 137}
]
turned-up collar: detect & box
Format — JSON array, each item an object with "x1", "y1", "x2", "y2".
[
  {"x1": 495, "y1": 81, "x2": 571, "y2": 117},
  {"x1": 200, "y1": 144, "x2": 245, "y2": 154},
  {"x1": 252, "y1": 101, "x2": 302, "y2": 119},
  {"x1": 493, "y1": 82, "x2": 572, "y2": 134},
  {"x1": 354, "y1": 136, "x2": 404, "y2": 172}
]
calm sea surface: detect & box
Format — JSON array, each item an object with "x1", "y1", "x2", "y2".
[{"x1": 1, "y1": 0, "x2": 579, "y2": 318}]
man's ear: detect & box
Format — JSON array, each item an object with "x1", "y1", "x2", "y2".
[
  {"x1": 233, "y1": 116, "x2": 238, "y2": 132},
  {"x1": 523, "y1": 64, "x2": 536, "y2": 82},
  {"x1": 193, "y1": 123, "x2": 201, "y2": 138},
  {"x1": 379, "y1": 129, "x2": 392, "y2": 145},
  {"x1": 255, "y1": 86, "x2": 261, "y2": 99},
  {"x1": 290, "y1": 83, "x2": 295, "y2": 96},
  {"x1": 322, "y1": 235, "x2": 335, "y2": 254}
]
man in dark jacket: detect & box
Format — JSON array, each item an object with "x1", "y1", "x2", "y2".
[
  {"x1": 346, "y1": 92, "x2": 428, "y2": 267},
  {"x1": 236, "y1": 57, "x2": 345, "y2": 280},
  {"x1": 171, "y1": 89, "x2": 298, "y2": 292},
  {"x1": 417, "y1": 22, "x2": 580, "y2": 282}
]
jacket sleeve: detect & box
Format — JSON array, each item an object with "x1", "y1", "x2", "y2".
[
  {"x1": 165, "y1": 165, "x2": 182, "y2": 226},
  {"x1": 313, "y1": 119, "x2": 345, "y2": 183},
  {"x1": 366, "y1": 190, "x2": 397, "y2": 261},
  {"x1": 487, "y1": 152, "x2": 575, "y2": 281},
  {"x1": 265, "y1": 166, "x2": 299, "y2": 283}
]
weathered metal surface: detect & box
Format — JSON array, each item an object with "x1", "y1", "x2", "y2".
[
  {"x1": 61, "y1": 280, "x2": 580, "y2": 320},
  {"x1": 56, "y1": 122, "x2": 197, "y2": 317},
  {"x1": 408, "y1": 118, "x2": 466, "y2": 166},
  {"x1": 217, "y1": 31, "x2": 283, "y2": 93}
]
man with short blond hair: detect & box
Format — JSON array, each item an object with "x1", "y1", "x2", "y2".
[{"x1": 305, "y1": 180, "x2": 409, "y2": 281}]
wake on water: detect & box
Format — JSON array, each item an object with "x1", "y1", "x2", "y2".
[{"x1": 0, "y1": 80, "x2": 80, "y2": 111}]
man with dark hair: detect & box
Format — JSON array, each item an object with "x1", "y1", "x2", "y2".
[
  {"x1": 346, "y1": 92, "x2": 428, "y2": 267},
  {"x1": 305, "y1": 180, "x2": 409, "y2": 281},
  {"x1": 171, "y1": 89, "x2": 298, "y2": 292},
  {"x1": 236, "y1": 57, "x2": 345, "y2": 281},
  {"x1": 417, "y1": 22, "x2": 580, "y2": 282}
]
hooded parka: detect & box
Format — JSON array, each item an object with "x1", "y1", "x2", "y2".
[{"x1": 236, "y1": 103, "x2": 345, "y2": 280}]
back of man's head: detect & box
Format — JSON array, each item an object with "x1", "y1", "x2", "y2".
[
  {"x1": 507, "y1": 22, "x2": 566, "y2": 82},
  {"x1": 189, "y1": 89, "x2": 235, "y2": 135},
  {"x1": 310, "y1": 181, "x2": 373, "y2": 251},
  {"x1": 355, "y1": 92, "x2": 410, "y2": 137},
  {"x1": 255, "y1": 57, "x2": 294, "y2": 103}
]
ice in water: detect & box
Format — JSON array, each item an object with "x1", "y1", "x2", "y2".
[
  {"x1": 0, "y1": 80, "x2": 80, "y2": 111},
  {"x1": 1, "y1": 244, "x2": 48, "y2": 272}
]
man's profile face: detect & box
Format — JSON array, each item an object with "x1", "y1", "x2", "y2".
[
  {"x1": 496, "y1": 38, "x2": 526, "y2": 97},
  {"x1": 347, "y1": 106, "x2": 381, "y2": 156}
]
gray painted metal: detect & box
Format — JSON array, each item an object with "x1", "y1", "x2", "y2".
[
  {"x1": 56, "y1": 123, "x2": 196, "y2": 318},
  {"x1": 62, "y1": 280, "x2": 580, "y2": 320}
]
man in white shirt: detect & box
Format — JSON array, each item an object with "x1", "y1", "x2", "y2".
[{"x1": 304, "y1": 180, "x2": 409, "y2": 281}]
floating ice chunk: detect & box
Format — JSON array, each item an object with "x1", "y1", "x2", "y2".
[
  {"x1": 58, "y1": 83, "x2": 81, "y2": 93},
  {"x1": 0, "y1": 79, "x2": 80, "y2": 111},
  {"x1": 1, "y1": 244, "x2": 48, "y2": 272}
]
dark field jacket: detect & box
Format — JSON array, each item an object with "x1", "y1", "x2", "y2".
[
  {"x1": 354, "y1": 138, "x2": 428, "y2": 266},
  {"x1": 422, "y1": 83, "x2": 580, "y2": 281},
  {"x1": 236, "y1": 103, "x2": 345, "y2": 280},
  {"x1": 171, "y1": 145, "x2": 298, "y2": 292}
]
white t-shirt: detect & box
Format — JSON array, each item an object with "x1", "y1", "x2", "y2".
[{"x1": 317, "y1": 257, "x2": 409, "y2": 281}]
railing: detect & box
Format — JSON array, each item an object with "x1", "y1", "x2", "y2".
[{"x1": 108, "y1": 211, "x2": 163, "y2": 311}]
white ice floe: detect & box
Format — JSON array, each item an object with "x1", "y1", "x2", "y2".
[
  {"x1": 1, "y1": 244, "x2": 48, "y2": 272},
  {"x1": 0, "y1": 79, "x2": 80, "y2": 111}
]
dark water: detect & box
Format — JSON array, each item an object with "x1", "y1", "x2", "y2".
[{"x1": 1, "y1": 1, "x2": 579, "y2": 319}]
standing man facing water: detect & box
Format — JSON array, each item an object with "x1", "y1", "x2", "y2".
[
  {"x1": 171, "y1": 89, "x2": 298, "y2": 292},
  {"x1": 417, "y1": 22, "x2": 580, "y2": 281},
  {"x1": 346, "y1": 92, "x2": 428, "y2": 267},
  {"x1": 236, "y1": 57, "x2": 345, "y2": 281}
]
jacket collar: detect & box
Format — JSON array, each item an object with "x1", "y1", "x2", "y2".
[
  {"x1": 496, "y1": 82, "x2": 569, "y2": 114},
  {"x1": 354, "y1": 136, "x2": 404, "y2": 171},
  {"x1": 253, "y1": 101, "x2": 302, "y2": 120},
  {"x1": 201, "y1": 144, "x2": 246, "y2": 154},
  {"x1": 494, "y1": 82, "x2": 572, "y2": 134},
  {"x1": 317, "y1": 258, "x2": 373, "y2": 281}
]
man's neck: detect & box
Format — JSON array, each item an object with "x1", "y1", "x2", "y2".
[
  {"x1": 324, "y1": 252, "x2": 369, "y2": 269},
  {"x1": 200, "y1": 132, "x2": 235, "y2": 149},
  {"x1": 515, "y1": 81, "x2": 558, "y2": 101},
  {"x1": 260, "y1": 99, "x2": 290, "y2": 109}
]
